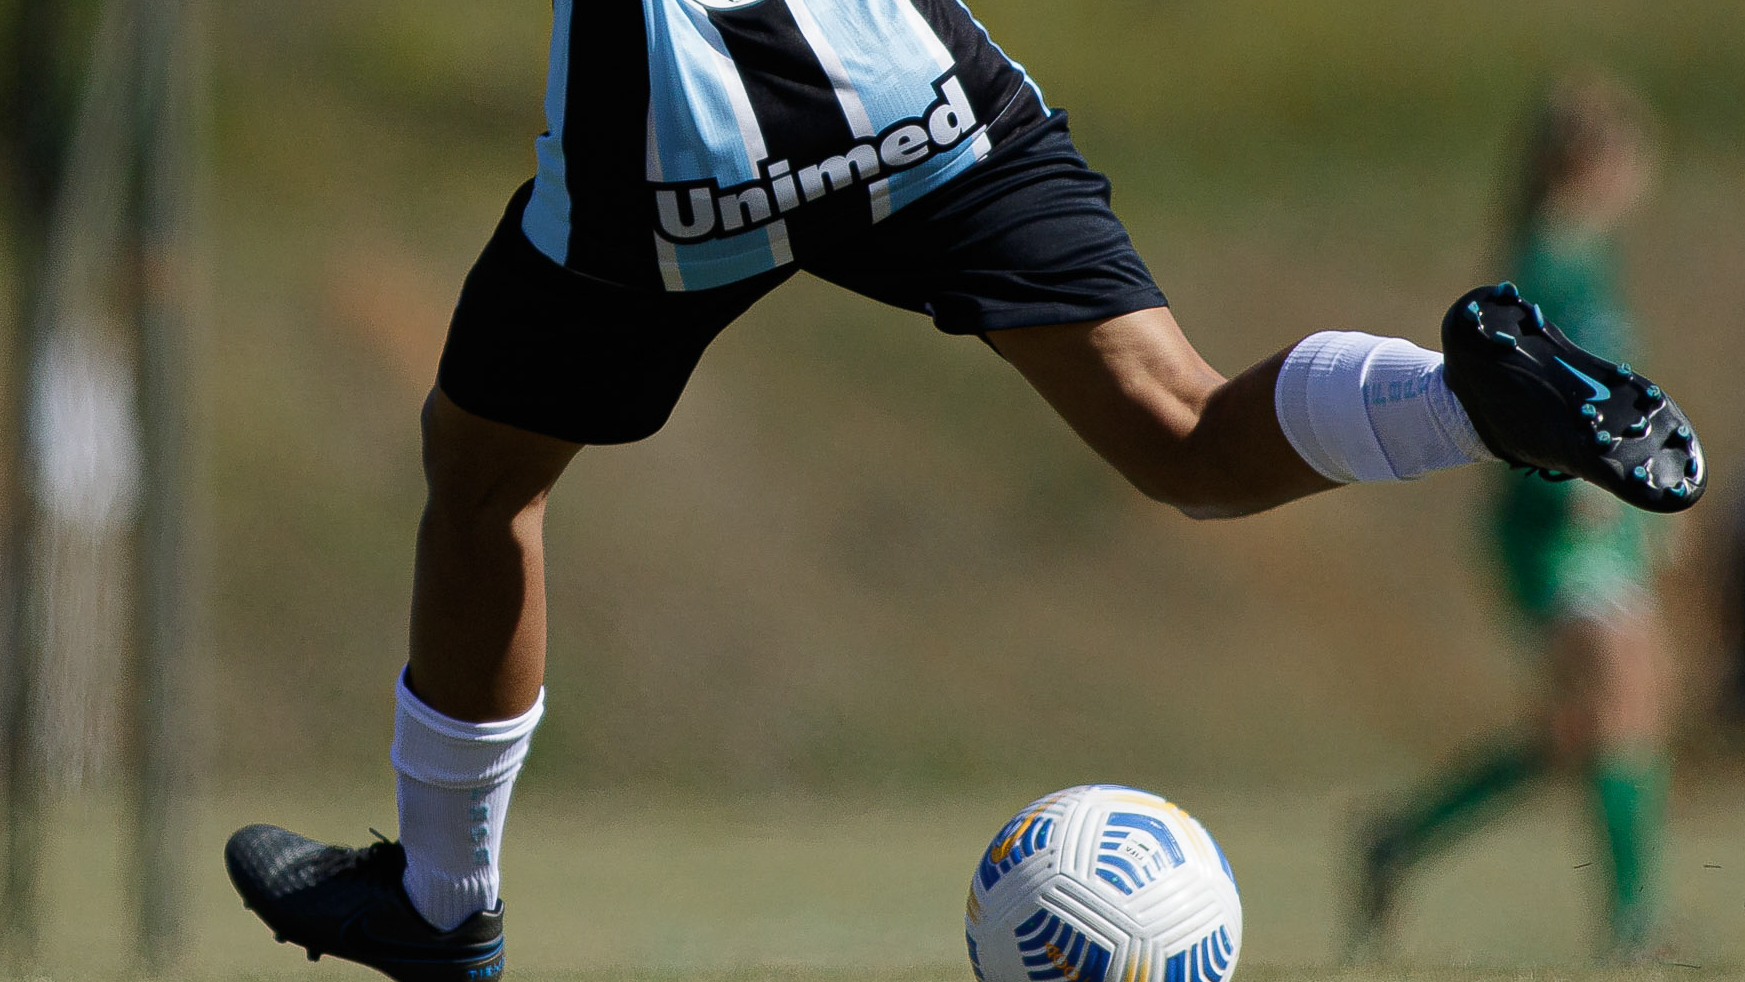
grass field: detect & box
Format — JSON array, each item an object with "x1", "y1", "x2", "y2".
[{"x1": 13, "y1": 775, "x2": 1745, "y2": 982}]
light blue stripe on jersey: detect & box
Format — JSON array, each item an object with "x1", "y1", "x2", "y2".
[
  {"x1": 884, "y1": 129, "x2": 989, "y2": 213},
  {"x1": 795, "y1": 0, "x2": 954, "y2": 135},
  {"x1": 645, "y1": 0, "x2": 786, "y2": 290},
  {"x1": 792, "y1": 0, "x2": 1032, "y2": 220},
  {"x1": 655, "y1": 229, "x2": 789, "y2": 292},
  {"x1": 523, "y1": 0, "x2": 576, "y2": 265},
  {"x1": 645, "y1": 0, "x2": 762, "y2": 184}
]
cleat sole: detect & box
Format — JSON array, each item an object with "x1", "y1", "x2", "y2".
[{"x1": 1442, "y1": 283, "x2": 1705, "y2": 513}]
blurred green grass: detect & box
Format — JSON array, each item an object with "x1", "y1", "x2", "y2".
[{"x1": 19, "y1": 778, "x2": 1745, "y2": 980}]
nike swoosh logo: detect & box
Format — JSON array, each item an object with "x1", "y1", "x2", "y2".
[{"x1": 1555, "y1": 357, "x2": 1610, "y2": 402}]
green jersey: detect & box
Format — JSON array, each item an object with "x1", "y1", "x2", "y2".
[{"x1": 1491, "y1": 224, "x2": 1651, "y2": 622}]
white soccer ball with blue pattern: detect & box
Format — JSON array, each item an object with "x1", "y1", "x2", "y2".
[{"x1": 965, "y1": 785, "x2": 1241, "y2": 982}]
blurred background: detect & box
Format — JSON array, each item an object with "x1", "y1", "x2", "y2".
[{"x1": 3, "y1": 0, "x2": 1744, "y2": 978}]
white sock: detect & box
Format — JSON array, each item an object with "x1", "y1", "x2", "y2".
[
  {"x1": 1274, "y1": 330, "x2": 1491, "y2": 483},
  {"x1": 391, "y1": 669, "x2": 544, "y2": 932}
]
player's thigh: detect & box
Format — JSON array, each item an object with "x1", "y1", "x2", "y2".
[{"x1": 436, "y1": 182, "x2": 791, "y2": 451}]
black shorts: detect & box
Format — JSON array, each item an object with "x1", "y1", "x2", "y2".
[{"x1": 437, "y1": 113, "x2": 1167, "y2": 445}]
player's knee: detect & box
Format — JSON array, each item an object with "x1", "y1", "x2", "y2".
[{"x1": 419, "y1": 389, "x2": 574, "y2": 525}]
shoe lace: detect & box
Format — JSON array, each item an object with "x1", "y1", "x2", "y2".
[{"x1": 307, "y1": 829, "x2": 399, "y2": 881}]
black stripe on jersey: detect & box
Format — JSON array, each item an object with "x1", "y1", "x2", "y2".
[
  {"x1": 907, "y1": 0, "x2": 1048, "y2": 143},
  {"x1": 560, "y1": 0, "x2": 660, "y2": 289},
  {"x1": 705, "y1": 1, "x2": 860, "y2": 256}
]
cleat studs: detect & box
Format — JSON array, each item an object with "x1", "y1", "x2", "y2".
[
  {"x1": 1624, "y1": 417, "x2": 1649, "y2": 437},
  {"x1": 1494, "y1": 281, "x2": 1520, "y2": 301},
  {"x1": 1645, "y1": 384, "x2": 1662, "y2": 401},
  {"x1": 1687, "y1": 457, "x2": 1701, "y2": 478},
  {"x1": 1595, "y1": 430, "x2": 1614, "y2": 448},
  {"x1": 1614, "y1": 362, "x2": 1633, "y2": 379},
  {"x1": 1669, "y1": 483, "x2": 1691, "y2": 499},
  {"x1": 1489, "y1": 331, "x2": 1518, "y2": 348},
  {"x1": 1462, "y1": 300, "x2": 1482, "y2": 322},
  {"x1": 1580, "y1": 403, "x2": 1599, "y2": 419},
  {"x1": 1530, "y1": 303, "x2": 1546, "y2": 328},
  {"x1": 1675, "y1": 423, "x2": 1693, "y2": 442},
  {"x1": 1632, "y1": 464, "x2": 1651, "y2": 482}
]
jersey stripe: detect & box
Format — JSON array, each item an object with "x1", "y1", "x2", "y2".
[
  {"x1": 645, "y1": 0, "x2": 791, "y2": 290},
  {"x1": 795, "y1": 0, "x2": 955, "y2": 130},
  {"x1": 781, "y1": 0, "x2": 905, "y2": 221},
  {"x1": 782, "y1": 0, "x2": 875, "y2": 138},
  {"x1": 533, "y1": 0, "x2": 656, "y2": 288},
  {"x1": 710, "y1": 0, "x2": 856, "y2": 262},
  {"x1": 761, "y1": 0, "x2": 987, "y2": 225},
  {"x1": 523, "y1": 0, "x2": 576, "y2": 265},
  {"x1": 644, "y1": 0, "x2": 766, "y2": 184}
]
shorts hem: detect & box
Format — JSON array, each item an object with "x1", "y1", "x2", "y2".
[{"x1": 945, "y1": 287, "x2": 1169, "y2": 336}]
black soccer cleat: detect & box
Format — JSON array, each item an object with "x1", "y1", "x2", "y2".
[
  {"x1": 225, "y1": 824, "x2": 505, "y2": 982},
  {"x1": 1441, "y1": 282, "x2": 1705, "y2": 513}
]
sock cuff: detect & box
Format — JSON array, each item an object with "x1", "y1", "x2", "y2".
[
  {"x1": 392, "y1": 669, "x2": 544, "y2": 789},
  {"x1": 1275, "y1": 330, "x2": 1395, "y2": 483}
]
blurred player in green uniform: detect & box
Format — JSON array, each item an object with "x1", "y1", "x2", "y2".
[{"x1": 1351, "y1": 76, "x2": 1673, "y2": 959}]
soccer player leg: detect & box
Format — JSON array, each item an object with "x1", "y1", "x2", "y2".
[
  {"x1": 1346, "y1": 737, "x2": 1549, "y2": 957},
  {"x1": 836, "y1": 113, "x2": 1479, "y2": 516},
  {"x1": 1550, "y1": 614, "x2": 1671, "y2": 954},
  {"x1": 991, "y1": 309, "x2": 1493, "y2": 517},
  {"x1": 989, "y1": 307, "x2": 1344, "y2": 518},
  {"x1": 408, "y1": 181, "x2": 782, "y2": 929},
  {"x1": 400, "y1": 386, "x2": 572, "y2": 929},
  {"x1": 409, "y1": 387, "x2": 578, "y2": 723},
  {"x1": 1542, "y1": 567, "x2": 1672, "y2": 953}
]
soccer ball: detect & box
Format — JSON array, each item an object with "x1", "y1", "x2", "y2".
[{"x1": 965, "y1": 785, "x2": 1241, "y2": 982}]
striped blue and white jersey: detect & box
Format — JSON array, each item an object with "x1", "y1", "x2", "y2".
[{"x1": 521, "y1": 0, "x2": 1051, "y2": 292}]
